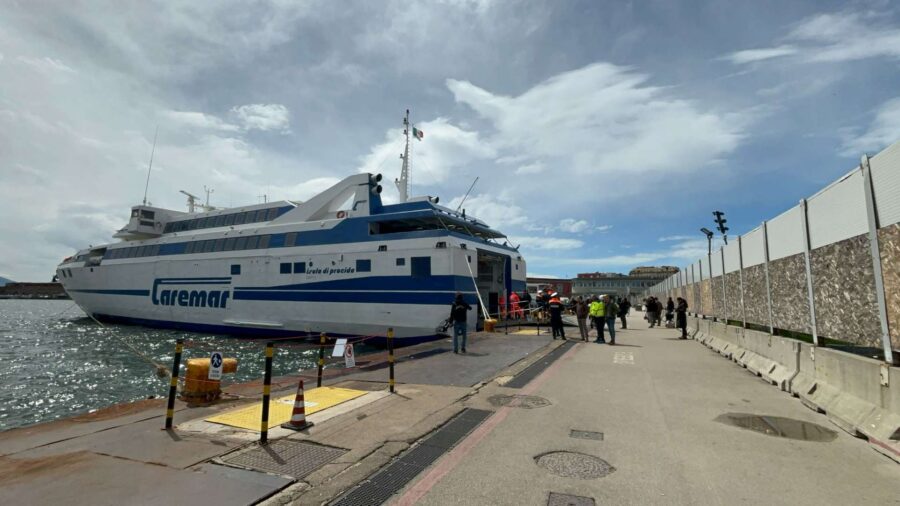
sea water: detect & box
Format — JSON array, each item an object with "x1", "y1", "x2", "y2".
[{"x1": 0, "y1": 299, "x2": 357, "y2": 430}]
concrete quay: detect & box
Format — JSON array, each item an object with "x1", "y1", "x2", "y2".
[{"x1": 2, "y1": 315, "x2": 899, "y2": 505}]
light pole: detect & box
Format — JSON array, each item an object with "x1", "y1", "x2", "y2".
[
  {"x1": 713, "y1": 211, "x2": 729, "y2": 245},
  {"x1": 700, "y1": 228, "x2": 714, "y2": 255}
]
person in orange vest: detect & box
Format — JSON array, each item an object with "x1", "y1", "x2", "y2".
[
  {"x1": 499, "y1": 291, "x2": 507, "y2": 321},
  {"x1": 509, "y1": 291, "x2": 521, "y2": 320},
  {"x1": 548, "y1": 292, "x2": 565, "y2": 339}
]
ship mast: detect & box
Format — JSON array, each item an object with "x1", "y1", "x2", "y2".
[{"x1": 396, "y1": 109, "x2": 411, "y2": 203}]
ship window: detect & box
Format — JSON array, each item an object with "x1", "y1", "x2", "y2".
[
  {"x1": 233, "y1": 212, "x2": 246, "y2": 225},
  {"x1": 151, "y1": 245, "x2": 160, "y2": 256},
  {"x1": 356, "y1": 259, "x2": 371, "y2": 272},
  {"x1": 196, "y1": 217, "x2": 208, "y2": 228},
  {"x1": 131, "y1": 209, "x2": 139, "y2": 218},
  {"x1": 258, "y1": 235, "x2": 271, "y2": 249},
  {"x1": 224, "y1": 238, "x2": 236, "y2": 251},
  {"x1": 140, "y1": 210, "x2": 154, "y2": 219},
  {"x1": 411, "y1": 256, "x2": 431, "y2": 278},
  {"x1": 185, "y1": 242, "x2": 195, "y2": 254},
  {"x1": 267, "y1": 208, "x2": 278, "y2": 221},
  {"x1": 285, "y1": 232, "x2": 297, "y2": 247},
  {"x1": 293, "y1": 262, "x2": 305, "y2": 273},
  {"x1": 246, "y1": 236, "x2": 259, "y2": 249},
  {"x1": 224, "y1": 214, "x2": 236, "y2": 226},
  {"x1": 127, "y1": 247, "x2": 138, "y2": 258},
  {"x1": 214, "y1": 215, "x2": 226, "y2": 227},
  {"x1": 396, "y1": 258, "x2": 405, "y2": 266},
  {"x1": 280, "y1": 262, "x2": 291, "y2": 274},
  {"x1": 378, "y1": 245, "x2": 387, "y2": 252},
  {"x1": 235, "y1": 236, "x2": 247, "y2": 250},
  {"x1": 253, "y1": 209, "x2": 265, "y2": 222},
  {"x1": 435, "y1": 241, "x2": 447, "y2": 248},
  {"x1": 231, "y1": 264, "x2": 241, "y2": 275},
  {"x1": 203, "y1": 240, "x2": 215, "y2": 253},
  {"x1": 214, "y1": 238, "x2": 225, "y2": 251},
  {"x1": 164, "y1": 223, "x2": 174, "y2": 233},
  {"x1": 186, "y1": 219, "x2": 198, "y2": 231},
  {"x1": 515, "y1": 263, "x2": 519, "y2": 270}
]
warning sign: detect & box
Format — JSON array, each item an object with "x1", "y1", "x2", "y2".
[
  {"x1": 209, "y1": 351, "x2": 223, "y2": 380},
  {"x1": 332, "y1": 338, "x2": 348, "y2": 358},
  {"x1": 344, "y1": 343, "x2": 356, "y2": 368}
]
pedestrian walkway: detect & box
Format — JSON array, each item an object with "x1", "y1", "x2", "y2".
[{"x1": 396, "y1": 314, "x2": 900, "y2": 505}]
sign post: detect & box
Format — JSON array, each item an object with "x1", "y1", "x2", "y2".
[
  {"x1": 344, "y1": 343, "x2": 356, "y2": 368},
  {"x1": 209, "y1": 351, "x2": 223, "y2": 381}
]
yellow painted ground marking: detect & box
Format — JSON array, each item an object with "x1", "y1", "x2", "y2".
[
  {"x1": 205, "y1": 386, "x2": 366, "y2": 431},
  {"x1": 513, "y1": 329, "x2": 543, "y2": 335}
]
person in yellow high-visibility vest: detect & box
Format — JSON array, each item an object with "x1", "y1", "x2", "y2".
[{"x1": 589, "y1": 296, "x2": 605, "y2": 343}]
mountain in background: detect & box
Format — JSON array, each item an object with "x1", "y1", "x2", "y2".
[{"x1": 0, "y1": 276, "x2": 13, "y2": 286}]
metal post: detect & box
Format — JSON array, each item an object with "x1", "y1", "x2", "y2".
[
  {"x1": 762, "y1": 221, "x2": 775, "y2": 335},
  {"x1": 698, "y1": 258, "x2": 704, "y2": 317},
  {"x1": 861, "y1": 156, "x2": 895, "y2": 364},
  {"x1": 800, "y1": 199, "x2": 821, "y2": 346},
  {"x1": 738, "y1": 235, "x2": 746, "y2": 328},
  {"x1": 164, "y1": 338, "x2": 183, "y2": 429},
  {"x1": 691, "y1": 263, "x2": 696, "y2": 316},
  {"x1": 260, "y1": 342, "x2": 274, "y2": 444},
  {"x1": 720, "y1": 248, "x2": 727, "y2": 323},
  {"x1": 317, "y1": 332, "x2": 326, "y2": 388},
  {"x1": 387, "y1": 327, "x2": 395, "y2": 393}
]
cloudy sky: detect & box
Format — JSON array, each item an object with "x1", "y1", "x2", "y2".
[{"x1": 2, "y1": 0, "x2": 899, "y2": 281}]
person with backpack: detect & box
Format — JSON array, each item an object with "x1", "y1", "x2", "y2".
[{"x1": 548, "y1": 292, "x2": 565, "y2": 339}]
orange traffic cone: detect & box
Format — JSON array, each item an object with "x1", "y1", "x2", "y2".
[{"x1": 280, "y1": 379, "x2": 314, "y2": 431}]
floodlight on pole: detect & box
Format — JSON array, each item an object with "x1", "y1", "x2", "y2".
[
  {"x1": 701, "y1": 227, "x2": 714, "y2": 255},
  {"x1": 712, "y1": 211, "x2": 729, "y2": 245}
]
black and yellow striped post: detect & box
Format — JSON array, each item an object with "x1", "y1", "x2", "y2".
[
  {"x1": 387, "y1": 327, "x2": 395, "y2": 393},
  {"x1": 317, "y1": 332, "x2": 326, "y2": 388},
  {"x1": 260, "y1": 342, "x2": 274, "y2": 444},
  {"x1": 164, "y1": 338, "x2": 183, "y2": 429}
]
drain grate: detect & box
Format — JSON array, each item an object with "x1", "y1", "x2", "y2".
[
  {"x1": 221, "y1": 440, "x2": 345, "y2": 478},
  {"x1": 548, "y1": 492, "x2": 596, "y2": 506},
  {"x1": 506, "y1": 341, "x2": 574, "y2": 388},
  {"x1": 488, "y1": 394, "x2": 551, "y2": 409},
  {"x1": 569, "y1": 429, "x2": 603, "y2": 441},
  {"x1": 331, "y1": 408, "x2": 493, "y2": 505}
]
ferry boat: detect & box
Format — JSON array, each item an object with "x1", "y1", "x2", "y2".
[{"x1": 57, "y1": 112, "x2": 526, "y2": 345}]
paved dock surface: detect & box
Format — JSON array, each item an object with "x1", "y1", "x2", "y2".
[{"x1": 1, "y1": 316, "x2": 899, "y2": 505}]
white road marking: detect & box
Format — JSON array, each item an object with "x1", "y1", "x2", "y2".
[{"x1": 613, "y1": 351, "x2": 634, "y2": 365}]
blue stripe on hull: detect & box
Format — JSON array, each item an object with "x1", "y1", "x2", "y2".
[
  {"x1": 233, "y1": 290, "x2": 477, "y2": 305},
  {"x1": 92, "y1": 313, "x2": 445, "y2": 347}
]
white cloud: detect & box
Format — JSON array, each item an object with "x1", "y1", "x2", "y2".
[
  {"x1": 595, "y1": 225, "x2": 612, "y2": 232},
  {"x1": 16, "y1": 55, "x2": 75, "y2": 74},
  {"x1": 447, "y1": 63, "x2": 744, "y2": 176},
  {"x1": 358, "y1": 118, "x2": 495, "y2": 201},
  {"x1": 842, "y1": 98, "x2": 900, "y2": 154},
  {"x1": 446, "y1": 192, "x2": 528, "y2": 229},
  {"x1": 515, "y1": 161, "x2": 544, "y2": 175},
  {"x1": 163, "y1": 110, "x2": 240, "y2": 132},
  {"x1": 528, "y1": 273, "x2": 560, "y2": 279},
  {"x1": 510, "y1": 236, "x2": 584, "y2": 250},
  {"x1": 558, "y1": 218, "x2": 589, "y2": 233},
  {"x1": 724, "y1": 45, "x2": 798, "y2": 64},
  {"x1": 658, "y1": 235, "x2": 694, "y2": 242},
  {"x1": 725, "y1": 11, "x2": 900, "y2": 66},
  {"x1": 231, "y1": 104, "x2": 291, "y2": 132},
  {"x1": 273, "y1": 177, "x2": 342, "y2": 202}
]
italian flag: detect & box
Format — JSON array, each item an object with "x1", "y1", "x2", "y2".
[{"x1": 412, "y1": 127, "x2": 424, "y2": 140}]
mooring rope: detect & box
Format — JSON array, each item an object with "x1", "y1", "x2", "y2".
[{"x1": 85, "y1": 313, "x2": 171, "y2": 378}]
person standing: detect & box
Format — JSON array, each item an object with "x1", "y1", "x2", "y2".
[
  {"x1": 509, "y1": 291, "x2": 521, "y2": 321},
  {"x1": 449, "y1": 293, "x2": 472, "y2": 354},
  {"x1": 676, "y1": 297, "x2": 689, "y2": 339},
  {"x1": 590, "y1": 295, "x2": 606, "y2": 343},
  {"x1": 520, "y1": 290, "x2": 532, "y2": 321},
  {"x1": 575, "y1": 296, "x2": 590, "y2": 341},
  {"x1": 618, "y1": 297, "x2": 631, "y2": 330},
  {"x1": 647, "y1": 297, "x2": 658, "y2": 328},
  {"x1": 603, "y1": 294, "x2": 618, "y2": 345},
  {"x1": 548, "y1": 292, "x2": 565, "y2": 339},
  {"x1": 665, "y1": 297, "x2": 675, "y2": 326}
]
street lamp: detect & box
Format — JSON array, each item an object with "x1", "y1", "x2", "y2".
[{"x1": 700, "y1": 228, "x2": 714, "y2": 255}]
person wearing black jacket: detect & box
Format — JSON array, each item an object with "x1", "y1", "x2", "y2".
[
  {"x1": 618, "y1": 297, "x2": 631, "y2": 329},
  {"x1": 676, "y1": 297, "x2": 689, "y2": 338},
  {"x1": 449, "y1": 293, "x2": 472, "y2": 354}
]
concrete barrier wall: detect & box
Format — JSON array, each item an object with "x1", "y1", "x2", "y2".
[
  {"x1": 810, "y1": 234, "x2": 881, "y2": 347},
  {"x1": 878, "y1": 222, "x2": 900, "y2": 350}
]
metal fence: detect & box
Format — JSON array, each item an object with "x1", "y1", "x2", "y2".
[{"x1": 644, "y1": 140, "x2": 900, "y2": 365}]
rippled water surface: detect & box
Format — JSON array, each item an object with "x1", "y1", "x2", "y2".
[{"x1": 0, "y1": 300, "x2": 365, "y2": 431}]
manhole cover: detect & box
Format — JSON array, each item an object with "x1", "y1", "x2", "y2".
[
  {"x1": 715, "y1": 413, "x2": 838, "y2": 442},
  {"x1": 548, "y1": 492, "x2": 595, "y2": 506},
  {"x1": 534, "y1": 451, "x2": 615, "y2": 479},
  {"x1": 570, "y1": 429, "x2": 603, "y2": 441},
  {"x1": 222, "y1": 440, "x2": 346, "y2": 478},
  {"x1": 488, "y1": 394, "x2": 551, "y2": 409}
]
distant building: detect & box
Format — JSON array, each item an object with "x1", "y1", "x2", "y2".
[
  {"x1": 571, "y1": 266, "x2": 679, "y2": 300},
  {"x1": 0, "y1": 282, "x2": 69, "y2": 299}
]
